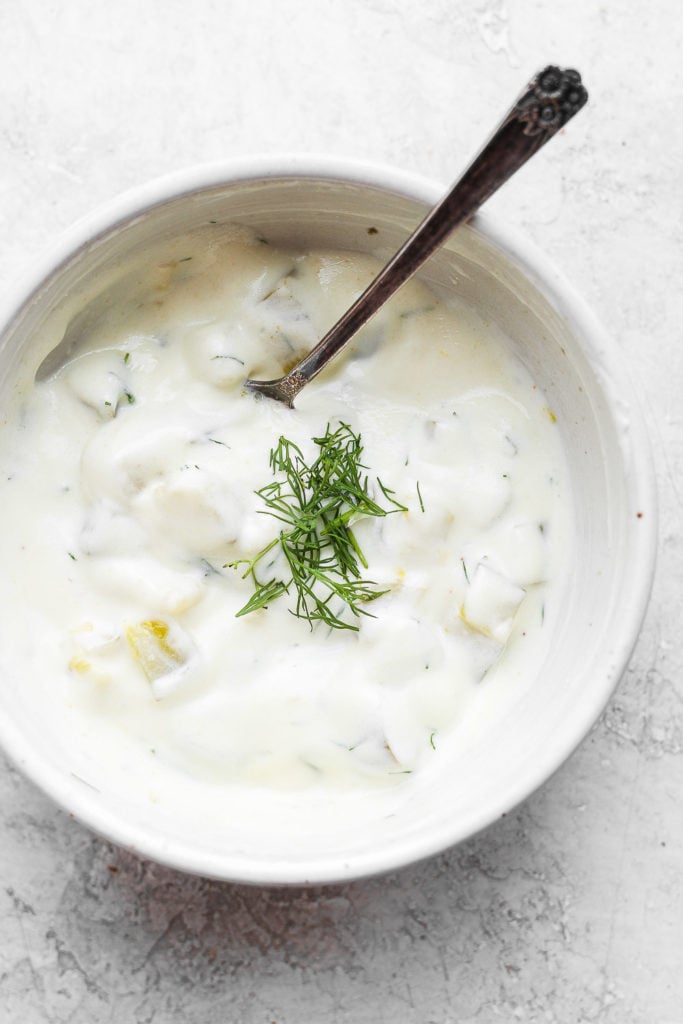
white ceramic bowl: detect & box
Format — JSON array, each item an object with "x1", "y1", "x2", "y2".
[{"x1": 0, "y1": 157, "x2": 656, "y2": 884}]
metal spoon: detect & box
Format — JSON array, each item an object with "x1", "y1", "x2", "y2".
[{"x1": 244, "y1": 65, "x2": 587, "y2": 408}]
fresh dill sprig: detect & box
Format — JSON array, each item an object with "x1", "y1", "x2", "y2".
[{"x1": 227, "y1": 422, "x2": 407, "y2": 631}]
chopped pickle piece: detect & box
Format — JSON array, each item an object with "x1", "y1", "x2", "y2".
[
  {"x1": 68, "y1": 655, "x2": 91, "y2": 674},
  {"x1": 66, "y1": 626, "x2": 121, "y2": 686},
  {"x1": 125, "y1": 619, "x2": 195, "y2": 700},
  {"x1": 460, "y1": 561, "x2": 526, "y2": 644},
  {"x1": 126, "y1": 619, "x2": 184, "y2": 681}
]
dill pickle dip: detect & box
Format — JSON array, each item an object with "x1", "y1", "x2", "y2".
[{"x1": 0, "y1": 224, "x2": 572, "y2": 790}]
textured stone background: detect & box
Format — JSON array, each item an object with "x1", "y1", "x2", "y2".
[{"x1": 0, "y1": 1, "x2": 680, "y2": 1021}]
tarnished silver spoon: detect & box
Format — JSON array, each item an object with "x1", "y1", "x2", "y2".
[{"x1": 244, "y1": 65, "x2": 587, "y2": 408}]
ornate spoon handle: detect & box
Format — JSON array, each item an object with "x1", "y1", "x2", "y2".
[{"x1": 245, "y1": 66, "x2": 588, "y2": 407}]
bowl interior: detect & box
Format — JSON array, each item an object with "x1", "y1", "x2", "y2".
[{"x1": 0, "y1": 171, "x2": 655, "y2": 883}]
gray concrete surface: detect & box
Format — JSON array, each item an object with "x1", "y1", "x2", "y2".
[{"x1": 0, "y1": 2, "x2": 680, "y2": 1021}]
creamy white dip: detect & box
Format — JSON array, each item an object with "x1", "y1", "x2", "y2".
[{"x1": 0, "y1": 224, "x2": 572, "y2": 791}]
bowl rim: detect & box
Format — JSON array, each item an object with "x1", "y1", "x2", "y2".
[{"x1": 0, "y1": 154, "x2": 658, "y2": 885}]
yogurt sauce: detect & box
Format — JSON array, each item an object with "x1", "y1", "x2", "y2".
[{"x1": 0, "y1": 224, "x2": 572, "y2": 791}]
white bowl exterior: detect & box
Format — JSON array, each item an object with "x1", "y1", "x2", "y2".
[{"x1": 0, "y1": 157, "x2": 657, "y2": 884}]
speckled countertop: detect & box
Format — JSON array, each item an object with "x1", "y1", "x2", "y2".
[{"x1": 0, "y1": 2, "x2": 681, "y2": 1022}]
